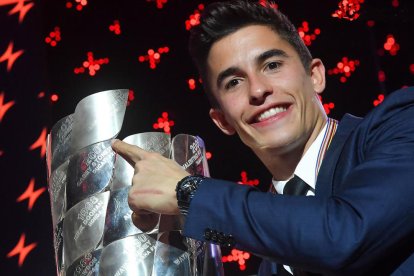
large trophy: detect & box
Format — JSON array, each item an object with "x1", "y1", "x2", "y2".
[{"x1": 46, "y1": 89, "x2": 224, "y2": 276}]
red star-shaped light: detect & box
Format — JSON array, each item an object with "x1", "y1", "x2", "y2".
[
  {"x1": 17, "y1": 178, "x2": 46, "y2": 211},
  {"x1": 0, "y1": 41, "x2": 24, "y2": 72},
  {"x1": 7, "y1": 233, "x2": 37, "y2": 267},
  {"x1": 4, "y1": 0, "x2": 34, "y2": 23},
  {"x1": 29, "y1": 127, "x2": 47, "y2": 157},
  {"x1": 0, "y1": 92, "x2": 15, "y2": 122}
]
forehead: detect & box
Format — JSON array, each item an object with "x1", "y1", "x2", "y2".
[{"x1": 209, "y1": 25, "x2": 295, "y2": 66}]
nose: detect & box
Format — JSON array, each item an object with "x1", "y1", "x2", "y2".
[{"x1": 249, "y1": 74, "x2": 273, "y2": 105}]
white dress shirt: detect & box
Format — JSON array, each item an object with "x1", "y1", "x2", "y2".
[
  {"x1": 272, "y1": 122, "x2": 328, "y2": 196},
  {"x1": 271, "y1": 122, "x2": 328, "y2": 274}
]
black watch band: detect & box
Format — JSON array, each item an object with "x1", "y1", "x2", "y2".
[{"x1": 176, "y1": 175, "x2": 205, "y2": 216}]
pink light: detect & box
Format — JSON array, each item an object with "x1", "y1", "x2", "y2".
[
  {"x1": 50, "y1": 94, "x2": 59, "y2": 102},
  {"x1": 328, "y1": 57, "x2": 359, "y2": 83},
  {"x1": 237, "y1": 171, "x2": 259, "y2": 186},
  {"x1": 74, "y1": 52, "x2": 109, "y2": 76},
  {"x1": 185, "y1": 5, "x2": 205, "y2": 30},
  {"x1": 153, "y1": 112, "x2": 174, "y2": 133},
  {"x1": 188, "y1": 78, "x2": 196, "y2": 90},
  {"x1": 323, "y1": 102, "x2": 335, "y2": 114},
  {"x1": 206, "y1": 151, "x2": 212, "y2": 159},
  {"x1": 109, "y1": 20, "x2": 121, "y2": 35},
  {"x1": 259, "y1": 0, "x2": 278, "y2": 9},
  {"x1": 65, "y1": 0, "x2": 88, "y2": 11},
  {"x1": 319, "y1": 95, "x2": 335, "y2": 115},
  {"x1": 367, "y1": 20, "x2": 375, "y2": 27},
  {"x1": 383, "y1": 34, "x2": 399, "y2": 56},
  {"x1": 392, "y1": 0, "x2": 399, "y2": 7},
  {"x1": 332, "y1": 0, "x2": 364, "y2": 21},
  {"x1": 139, "y1": 46, "x2": 170, "y2": 69},
  {"x1": 409, "y1": 64, "x2": 414, "y2": 75},
  {"x1": 378, "y1": 70, "x2": 386, "y2": 82},
  {"x1": 146, "y1": 0, "x2": 168, "y2": 9},
  {"x1": 373, "y1": 94, "x2": 385, "y2": 106},
  {"x1": 222, "y1": 249, "x2": 251, "y2": 271},
  {"x1": 127, "y1": 89, "x2": 135, "y2": 106},
  {"x1": 298, "y1": 21, "x2": 320, "y2": 46}
]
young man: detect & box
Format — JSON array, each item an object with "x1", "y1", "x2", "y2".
[{"x1": 112, "y1": 1, "x2": 414, "y2": 275}]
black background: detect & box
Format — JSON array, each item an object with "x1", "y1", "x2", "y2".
[{"x1": 1, "y1": 0, "x2": 414, "y2": 275}]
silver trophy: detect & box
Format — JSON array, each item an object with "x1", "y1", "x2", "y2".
[{"x1": 46, "y1": 89, "x2": 223, "y2": 276}]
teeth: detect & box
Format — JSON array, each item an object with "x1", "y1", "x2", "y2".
[{"x1": 257, "y1": 106, "x2": 287, "y2": 121}]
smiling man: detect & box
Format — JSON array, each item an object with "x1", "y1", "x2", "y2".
[
  {"x1": 206, "y1": 24, "x2": 327, "y2": 181},
  {"x1": 112, "y1": 1, "x2": 414, "y2": 275}
]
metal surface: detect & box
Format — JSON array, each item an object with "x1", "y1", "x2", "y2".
[
  {"x1": 70, "y1": 89, "x2": 128, "y2": 154},
  {"x1": 63, "y1": 192, "x2": 110, "y2": 268},
  {"x1": 47, "y1": 89, "x2": 223, "y2": 276}
]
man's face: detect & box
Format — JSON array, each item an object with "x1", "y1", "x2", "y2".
[{"x1": 207, "y1": 25, "x2": 326, "y2": 156}]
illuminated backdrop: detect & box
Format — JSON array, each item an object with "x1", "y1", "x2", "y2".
[{"x1": 1, "y1": 0, "x2": 413, "y2": 275}]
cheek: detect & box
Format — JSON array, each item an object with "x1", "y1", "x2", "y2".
[{"x1": 219, "y1": 96, "x2": 245, "y2": 119}]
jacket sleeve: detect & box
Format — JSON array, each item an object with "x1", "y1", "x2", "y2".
[{"x1": 182, "y1": 88, "x2": 414, "y2": 275}]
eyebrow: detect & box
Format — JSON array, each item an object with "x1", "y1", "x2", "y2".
[
  {"x1": 215, "y1": 49, "x2": 289, "y2": 88},
  {"x1": 216, "y1": 67, "x2": 240, "y2": 88},
  {"x1": 257, "y1": 49, "x2": 289, "y2": 64}
]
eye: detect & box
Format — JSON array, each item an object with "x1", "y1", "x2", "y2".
[
  {"x1": 265, "y1": 61, "x2": 282, "y2": 71},
  {"x1": 225, "y1": 78, "x2": 241, "y2": 90}
]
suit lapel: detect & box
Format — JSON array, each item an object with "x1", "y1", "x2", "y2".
[{"x1": 315, "y1": 114, "x2": 363, "y2": 196}]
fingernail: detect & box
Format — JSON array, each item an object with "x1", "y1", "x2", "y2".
[{"x1": 111, "y1": 138, "x2": 119, "y2": 146}]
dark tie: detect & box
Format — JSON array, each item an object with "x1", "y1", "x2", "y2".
[
  {"x1": 283, "y1": 175, "x2": 313, "y2": 196},
  {"x1": 280, "y1": 175, "x2": 318, "y2": 276}
]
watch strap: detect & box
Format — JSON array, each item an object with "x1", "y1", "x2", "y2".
[{"x1": 176, "y1": 175, "x2": 205, "y2": 216}]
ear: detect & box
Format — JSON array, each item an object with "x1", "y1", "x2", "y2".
[
  {"x1": 209, "y1": 108, "x2": 236, "y2": 135},
  {"x1": 310, "y1": 58, "x2": 326, "y2": 94}
]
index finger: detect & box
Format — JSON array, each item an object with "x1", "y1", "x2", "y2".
[{"x1": 111, "y1": 139, "x2": 148, "y2": 166}]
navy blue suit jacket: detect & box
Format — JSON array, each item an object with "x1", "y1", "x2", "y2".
[{"x1": 183, "y1": 87, "x2": 414, "y2": 275}]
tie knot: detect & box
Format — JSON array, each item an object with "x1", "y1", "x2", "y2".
[{"x1": 283, "y1": 175, "x2": 313, "y2": 196}]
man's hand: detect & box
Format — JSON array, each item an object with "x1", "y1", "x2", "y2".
[{"x1": 111, "y1": 139, "x2": 190, "y2": 216}]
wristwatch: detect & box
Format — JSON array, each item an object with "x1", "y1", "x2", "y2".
[{"x1": 175, "y1": 175, "x2": 205, "y2": 216}]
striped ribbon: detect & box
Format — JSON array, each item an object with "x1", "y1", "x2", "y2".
[{"x1": 315, "y1": 118, "x2": 338, "y2": 177}]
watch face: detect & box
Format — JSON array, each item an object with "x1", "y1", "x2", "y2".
[{"x1": 177, "y1": 176, "x2": 203, "y2": 210}]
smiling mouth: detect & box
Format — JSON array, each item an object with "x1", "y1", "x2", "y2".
[{"x1": 256, "y1": 105, "x2": 289, "y2": 122}]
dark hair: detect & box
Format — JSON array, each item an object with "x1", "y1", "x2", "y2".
[{"x1": 189, "y1": 0, "x2": 313, "y2": 107}]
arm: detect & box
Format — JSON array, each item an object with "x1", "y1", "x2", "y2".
[{"x1": 184, "y1": 89, "x2": 414, "y2": 274}]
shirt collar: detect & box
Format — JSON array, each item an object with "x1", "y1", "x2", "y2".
[{"x1": 272, "y1": 121, "x2": 328, "y2": 194}]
